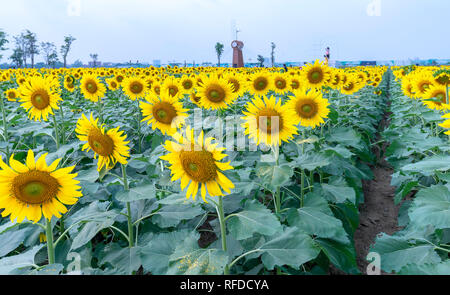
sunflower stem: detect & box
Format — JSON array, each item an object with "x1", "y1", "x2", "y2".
[
  {"x1": 45, "y1": 218, "x2": 55, "y2": 265},
  {"x1": 136, "y1": 100, "x2": 142, "y2": 153},
  {"x1": 216, "y1": 195, "x2": 229, "y2": 275},
  {"x1": 97, "y1": 98, "x2": 104, "y2": 124},
  {"x1": 0, "y1": 93, "x2": 10, "y2": 162},
  {"x1": 121, "y1": 164, "x2": 134, "y2": 248},
  {"x1": 58, "y1": 103, "x2": 66, "y2": 145},
  {"x1": 53, "y1": 114, "x2": 60, "y2": 149}
]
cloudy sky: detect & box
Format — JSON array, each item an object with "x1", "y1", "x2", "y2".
[{"x1": 0, "y1": 0, "x2": 448, "y2": 64}]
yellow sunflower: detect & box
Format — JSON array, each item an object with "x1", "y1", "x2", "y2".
[
  {"x1": 122, "y1": 76, "x2": 147, "y2": 100},
  {"x1": 4, "y1": 89, "x2": 19, "y2": 102},
  {"x1": 106, "y1": 78, "x2": 120, "y2": 91},
  {"x1": 75, "y1": 113, "x2": 130, "y2": 171},
  {"x1": 18, "y1": 76, "x2": 62, "y2": 121},
  {"x1": 286, "y1": 88, "x2": 330, "y2": 128},
  {"x1": 197, "y1": 74, "x2": 236, "y2": 110},
  {"x1": 80, "y1": 74, "x2": 106, "y2": 102},
  {"x1": 301, "y1": 60, "x2": 331, "y2": 89},
  {"x1": 241, "y1": 95, "x2": 299, "y2": 146},
  {"x1": 160, "y1": 77, "x2": 183, "y2": 99},
  {"x1": 247, "y1": 72, "x2": 272, "y2": 96},
  {"x1": 160, "y1": 126, "x2": 235, "y2": 202},
  {"x1": 272, "y1": 73, "x2": 290, "y2": 94},
  {"x1": 140, "y1": 93, "x2": 188, "y2": 135},
  {"x1": 423, "y1": 85, "x2": 449, "y2": 111},
  {"x1": 180, "y1": 75, "x2": 195, "y2": 94},
  {"x1": 0, "y1": 150, "x2": 82, "y2": 223},
  {"x1": 223, "y1": 73, "x2": 246, "y2": 97}
]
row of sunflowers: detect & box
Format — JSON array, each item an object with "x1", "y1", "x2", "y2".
[{"x1": 0, "y1": 61, "x2": 388, "y2": 274}]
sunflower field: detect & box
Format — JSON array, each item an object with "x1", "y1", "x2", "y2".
[{"x1": 0, "y1": 61, "x2": 448, "y2": 275}]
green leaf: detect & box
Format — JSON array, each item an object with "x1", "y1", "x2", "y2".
[
  {"x1": 371, "y1": 234, "x2": 441, "y2": 273},
  {"x1": 99, "y1": 244, "x2": 141, "y2": 274},
  {"x1": 256, "y1": 163, "x2": 293, "y2": 191},
  {"x1": 140, "y1": 230, "x2": 191, "y2": 275},
  {"x1": 316, "y1": 238, "x2": 360, "y2": 274},
  {"x1": 321, "y1": 178, "x2": 356, "y2": 204},
  {"x1": 228, "y1": 200, "x2": 282, "y2": 240},
  {"x1": 0, "y1": 227, "x2": 36, "y2": 258},
  {"x1": 287, "y1": 195, "x2": 349, "y2": 244},
  {"x1": 257, "y1": 227, "x2": 320, "y2": 270},
  {"x1": 398, "y1": 261, "x2": 450, "y2": 275},
  {"x1": 394, "y1": 181, "x2": 418, "y2": 205},
  {"x1": 326, "y1": 127, "x2": 362, "y2": 150},
  {"x1": 295, "y1": 153, "x2": 330, "y2": 171},
  {"x1": 409, "y1": 185, "x2": 450, "y2": 230},
  {"x1": 115, "y1": 184, "x2": 157, "y2": 202},
  {"x1": 152, "y1": 204, "x2": 204, "y2": 228},
  {"x1": 167, "y1": 233, "x2": 228, "y2": 275},
  {"x1": 66, "y1": 201, "x2": 119, "y2": 250},
  {"x1": 402, "y1": 155, "x2": 450, "y2": 176},
  {"x1": 0, "y1": 245, "x2": 44, "y2": 274}
]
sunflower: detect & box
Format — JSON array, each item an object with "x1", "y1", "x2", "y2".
[
  {"x1": 423, "y1": 85, "x2": 449, "y2": 111},
  {"x1": 151, "y1": 81, "x2": 162, "y2": 96},
  {"x1": 18, "y1": 76, "x2": 62, "y2": 121},
  {"x1": 223, "y1": 73, "x2": 246, "y2": 97},
  {"x1": 439, "y1": 113, "x2": 450, "y2": 135},
  {"x1": 286, "y1": 88, "x2": 330, "y2": 128},
  {"x1": 122, "y1": 76, "x2": 147, "y2": 100},
  {"x1": 401, "y1": 77, "x2": 415, "y2": 98},
  {"x1": 106, "y1": 78, "x2": 120, "y2": 91},
  {"x1": 140, "y1": 93, "x2": 188, "y2": 135},
  {"x1": 80, "y1": 74, "x2": 106, "y2": 102},
  {"x1": 63, "y1": 76, "x2": 76, "y2": 93},
  {"x1": 160, "y1": 77, "x2": 183, "y2": 99},
  {"x1": 160, "y1": 126, "x2": 234, "y2": 202},
  {"x1": 301, "y1": 60, "x2": 331, "y2": 89},
  {"x1": 241, "y1": 95, "x2": 299, "y2": 146},
  {"x1": 247, "y1": 73, "x2": 272, "y2": 96},
  {"x1": 272, "y1": 73, "x2": 290, "y2": 94},
  {"x1": 197, "y1": 75, "x2": 236, "y2": 110},
  {"x1": 0, "y1": 150, "x2": 82, "y2": 223},
  {"x1": 4, "y1": 89, "x2": 18, "y2": 102},
  {"x1": 412, "y1": 73, "x2": 433, "y2": 97},
  {"x1": 75, "y1": 113, "x2": 130, "y2": 171},
  {"x1": 180, "y1": 76, "x2": 195, "y2": 94}
]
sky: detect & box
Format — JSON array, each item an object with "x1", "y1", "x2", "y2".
[{"x1": 0, "y1": 0, "x2": 448, "y2": 65}]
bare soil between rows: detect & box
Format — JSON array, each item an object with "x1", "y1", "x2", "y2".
[{"x1": 353, "y1": 102, "x2": 401, "y2": 275}]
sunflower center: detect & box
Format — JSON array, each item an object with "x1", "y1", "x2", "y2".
[
  {"x1": 343, "y1": 83, "x2": 354, "y2": 91},
  {"x1": 168, "y1": 87, "x2": 178, "y2": 96},
  {"x1": 8, "y1": 92, "x2": 16, "y2": 99},
  {"x1": 86, "y1": 81, "x2": 98, "y2": 94},
  {"x1": 31, "y1": 90, "x2": 50, "y2": 110},
  {"x1": 130, "y1": 82, "x2": 144, "y2": 94},
  {"x1": 207, "y1": 85, "x2": 226, "y2": 103},
  {"x1": 12, "y1": 171, "x2": 60, "y2": 205},
  {"x1": 88, "y1": 128, "x2": 115, "y2": 156},
  {"x1": 291, "y1": 80, "x2": 300, "y2": 89},
  {"x1": 275, "y1": 79, "x2": 286, "y2": 89},
  {"x1": 296, "y1": 99, "x2": 318, "y2": 119},
  {"x1": 180, "y1": 150, "x2": 217, "y2": 183},
  {"x1": 152, "y1": 101, "x2": 177, "y2": 124},
  {"x1": 154, "y1": 86, "x2": 160, "y2": 95},
  {"x1": 183, "y1": 80, "x2": 193, "y2": 89},
  {"x1": 111, "y1": 81, "x2": 117, "y2": 88},
  {"x1": 254, "y1": 77, "x2": 268, "y2": 91},
  {"x1": 309, "y1": 69, "x2": 323, "y2": 83},
  {"x1": 257, "y1": 108, "x2": 283, "y2": 135}
]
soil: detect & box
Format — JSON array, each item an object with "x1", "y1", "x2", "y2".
[{"x1": 353, "y1": 98, "x2": 401, "y2": 275}]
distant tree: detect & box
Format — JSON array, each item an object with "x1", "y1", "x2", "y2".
[
  {"x1": 41, "y1": 42, "x2": 58, "y2": 68},
  {"x1": 90, "y1": 53, "x2": 98, "y2": 67},
  {"x1": 9, "y1": 48, "x2": 24, "y2": 68},
  {"x1": 24, "y1": 30, "x2": 39, "y2": 68},
  {"x1": 60, "y1": 35, "x2": 76, "y2": 68},
  {"x1": 72, "y1": 59, "x2": 83, "y2": 67},
  {"x1": 0, "y1": 30, "x2": 8, "y2": 62},
  {"x1": 257, "y1": 55, "x2": 265, "y2": 67},
  {"x1": 215, "y1": 42, "x2": 224, "y2": 67},
  {"x1": 14, "y1": 33, "x2": 27, "y2": 67},
  {"x1": 270, "y1": 42, "x2": 276, "y2": 67}
]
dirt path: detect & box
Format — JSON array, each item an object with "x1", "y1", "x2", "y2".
[{"x1": 353, "y1": 97, "x2": 402, "y2": 274}]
